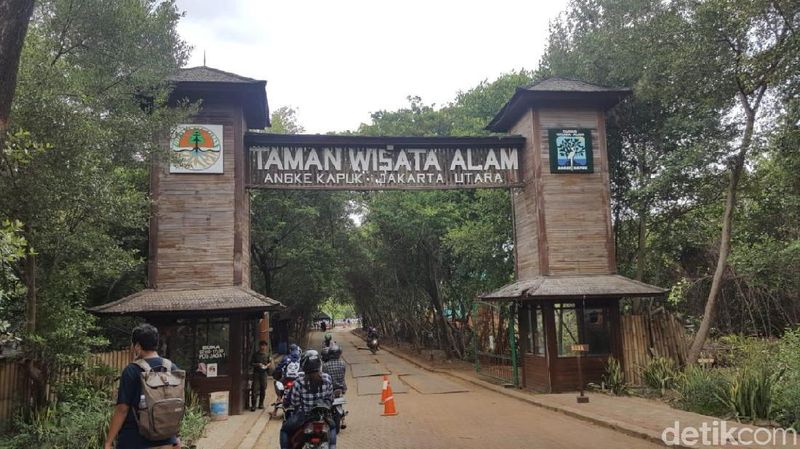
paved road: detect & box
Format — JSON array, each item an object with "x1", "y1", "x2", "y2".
[{"x1": 261, "y1": 328, "x2": 662, "y2": 449}]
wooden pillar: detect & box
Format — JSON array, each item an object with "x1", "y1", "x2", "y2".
[
  {"x1": 229, "y1": 314, "x2": 242, "y2": 414},
  {"x1": 543, "y1": 302, "x2": 557, "y2": 393}
]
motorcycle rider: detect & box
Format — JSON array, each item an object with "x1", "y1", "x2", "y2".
[
  {"x1": 276, "y1": 343, "x2": 301, "y2": 378},
  {"x1": 280, "y1": 350, "x2": 336, "y2": 449},
  {"x1": 323, "y1": 332, "x2": 333, "y2": 348},
  {"x1": 322, "y1": 343, "x2": 347, "y2": 431},
  {"x1": 322, "y1": 343, "x2": 346, "y2": 394},
  {"x1": 367, "y1": 326, "x2": 378, "y2": 341}
]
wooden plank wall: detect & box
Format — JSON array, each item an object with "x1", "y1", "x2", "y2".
[
  {"x1": 154, "y1": 102, "x2": 247, "y2": 289},
  {"x1": 509, "y1": 109, "x2": 540, "y2": 278},
  {"x1": 0, "y1": 361, "x2": 26, "y2": 427},
  {"x1": 621, "y1": 314, "x2": 688, "y2": 385},
  {"x1": 509, "y1": 107, "x2": 614, "y2": 277},
  {"x1": 537, "y1": 109, "x2": 614, "y2": 275}
]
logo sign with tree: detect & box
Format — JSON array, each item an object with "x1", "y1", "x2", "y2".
[
  {"x1": 170, "y1": 124, "x2": 224, "y2": 173},
  {"x1": 548, "y1": 129, "x2": 593, "y2": 173}
]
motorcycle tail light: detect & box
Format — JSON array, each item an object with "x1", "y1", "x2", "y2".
[
  {"x1": 286, "y1": 380, "x2": 294, "y2": 389},
  {"x1": 313, "y1": 422, "x2": 325, "y2": 433}
]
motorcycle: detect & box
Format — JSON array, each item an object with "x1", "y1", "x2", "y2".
[
  {"x1": 290, "y1": 402, "x2": 333, "y2": 449},
  {"x1": 332, "y1": 389, "x2": 347, "y2": 432},
  {"x1": 270, "y1": 376, "x2": 297, "y2": 419},
  {"x1": 367, "y1": 336, "x2": 379, "y2": 354}
]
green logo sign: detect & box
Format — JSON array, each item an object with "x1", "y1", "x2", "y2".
[{"x1": 549, "y1": 129, "x2": 593, "y2": 174}]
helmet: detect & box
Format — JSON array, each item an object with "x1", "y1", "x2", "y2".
[
  {"x1": 285, "y1": 360, "x2": 301, "y2": 378},
  {"x1": 289, "y1": 343, "x2": 299, "y2": 353},
  {"x1": 301, "y1": 349, "x2": 322, "y2": 373},
  {"x1": 320, "y1": 346, "x2": 331, "y2": 362},
  {"x1": 329, "y1": 343, "x2": 342, "y2": 360},
  {"x1": 324, "y1": 333, "x2": 332, "y2": 342}
]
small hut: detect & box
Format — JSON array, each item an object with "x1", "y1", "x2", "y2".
[{"x1": 481, "y1": 275, "x2": 666, "y2": 392}]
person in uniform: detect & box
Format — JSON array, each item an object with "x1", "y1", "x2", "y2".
[{"x1": 250, "y1": 340, "x2": 272, "y2": 411}]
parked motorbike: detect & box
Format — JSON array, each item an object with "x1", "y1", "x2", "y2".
[
  {"x1": 332, "y1": 389, "x2": 347, "y2": 432},
  {"x1": 290, "y1": 402, "x2": 333, "y2": 449}
]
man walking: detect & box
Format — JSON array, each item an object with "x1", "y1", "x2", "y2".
[
  {"x1": 104, "y1": 323, "x2": 181, "y2": 449},
  {"x1": 250, "y1": 340, "x2": 272, "y2": 411}
]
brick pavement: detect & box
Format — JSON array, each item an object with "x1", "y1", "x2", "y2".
[
  {"x1": 255, "y1": 328, "x2": 663, "y2": 449},
  {"x1": 199, "y1": 327, "x2": 800, "y2": 448}
]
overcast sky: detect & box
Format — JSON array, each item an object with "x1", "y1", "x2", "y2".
[{"x1": 175, "y1": 0, "x2": 570, "y2": 133}]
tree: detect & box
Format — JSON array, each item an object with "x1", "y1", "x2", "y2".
[
  {"x1": 346, "y1": 73, "x2": 529, "y2": 357},
  {"x1": 249, "y1": 107, "x2": 353, "y2": 340},
  {"x1": 0, "y1": 0, "x2": 189, "y2": 405},
  {"x1": 684, "y1": 0, "x2": 800, "y2": 363},
  {"x1": 0, "y1": 0, "x2": 35, "y2": 134}
]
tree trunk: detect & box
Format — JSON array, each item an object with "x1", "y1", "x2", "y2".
[
  {"x1": 686, "y1": 96, "x2": 756, "y2": 364},
  {"x1": 0, "y1": 0, "x2": 35, "y2": 133},
  {"x1": 632, "y1": 204, "x2": 648, "y2": 313},
  {"x1": 24, "y1": 251, "x2": 35, "y2": 332}
]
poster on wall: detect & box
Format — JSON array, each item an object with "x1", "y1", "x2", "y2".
[
  {"x1": 170, "y1": 124, "x2": 224, "y2": 174},
  {"x1": 548, "y1": 128, "x2": 594, "y2": 174},
  {"x1": 206, "y1": 363, "x2": 218, "y2": 377}
]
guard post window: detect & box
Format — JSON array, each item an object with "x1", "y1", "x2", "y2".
[
  {"x1": 555, "y1": 302, "x2": 611, "y2": 357},
  {"x1": 525, "y1": 304, "x2": 545, "y2": 356},
  {"x1": 169, "y1": 317, "x2": 231, "y2": 376}
]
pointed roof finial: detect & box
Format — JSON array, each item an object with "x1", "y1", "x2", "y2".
[{"x1": 203, "y1": 50, "x2": 206, "y2": 67}]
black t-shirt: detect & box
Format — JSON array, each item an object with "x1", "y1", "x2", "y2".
[{"x1": 116, "y1": 357, "x2": 179, "y2": 449}]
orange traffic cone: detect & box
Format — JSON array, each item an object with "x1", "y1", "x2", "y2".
[
  {"x1": 381, "y1": 382, "x2": 398, "y2": 416},
  {"x1": 379, "y1": 375, "x2": 390, "y2": 404}
]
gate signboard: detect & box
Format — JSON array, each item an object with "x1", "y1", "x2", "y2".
[{"x1": 246, "y1": 133, "x2": 524, "y2": 190}]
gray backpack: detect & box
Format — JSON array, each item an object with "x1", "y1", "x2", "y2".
[{"x1": 133, "y1": 359, "x2": 186, "y2": 441}]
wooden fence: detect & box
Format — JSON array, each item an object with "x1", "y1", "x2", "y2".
[
  {"x1": 0, "y1": 350, "x2": 132, "y2": 428},
  {"x1": 621, "y1": 313, "x2": 689, "y2": 385}
]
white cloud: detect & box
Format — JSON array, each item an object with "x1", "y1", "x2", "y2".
[{"x1": 176, "y1": 0, "x2": 569, "y2": 133}]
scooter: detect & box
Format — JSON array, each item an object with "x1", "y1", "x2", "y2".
[
  {"x1": 332, "y1": 389, "x2": 348, "y2": 432},
  {"x1": 290, "y1": 402, "x2": 333, "y2": 449}
]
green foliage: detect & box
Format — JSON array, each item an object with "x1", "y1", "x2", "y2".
[
  {"x1": 539, "y1": 0, "x2": 800, "y2": 336},
  {"x1": 641, "y1": 357, "x2": 679, "y2": 394},
  {"x1": 4, "y1": 399, "x2": 111, "y2": 449},
  {"x1": 0, "y1": 0, "x2": 190, "y2": 404},
  {"x1": 180, "y1": 390, "x2": 209, "y2": 447},
  {"x1": 249, "y1": 188, "x2": 355, "y2": 337},
  {"x1": 0, "y1": 368, "x2": 208, "y2": 449},
  {"x1": 599, "y1": 356, "x2": 628, "y2": 395},
  {"x1": 676, "y1": 365, "x2": 730, "y2": 417},
  {"x1": 775, "y1": 328, "x2": 800, "y2": 429},
  {"x1": 715, "y1": 365, "x2": 783, "y2": 423},
  {"x1": 53, "y1": 363, "x2": 117, "y2": 404},
  {"x1": 4, "y1": 365, "x2": 114, "y2": 448},
  {"x1": 0, "y1": 219, "x2": 26, "y2": 347},
  {"x1": 712, "y1": 334, "x2": 774, "y2": 368}
]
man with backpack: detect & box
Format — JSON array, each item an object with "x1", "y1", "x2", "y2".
[{"x1": 104, "y1": 323, "x2": 185, "y2": 449}]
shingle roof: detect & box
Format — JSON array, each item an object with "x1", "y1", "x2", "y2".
[
  {"x1": 480, "y1": 274, "x2": 668, "y2": 301},
  {"x1": 170, "y1": 66, "x2": 259, "y2": 84},
  {"x1": 169, "y1": 66, "x2": 270, "y2": 129},
  {"x1": 89, "y1": 286, "x2": 284, "y2": 315},
  {"x1": 486, "y1": 77, "x2": 631, "y2": 132},
  {"x1": 523, "y1": 77, "x2": 628, "y2": 93}
]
